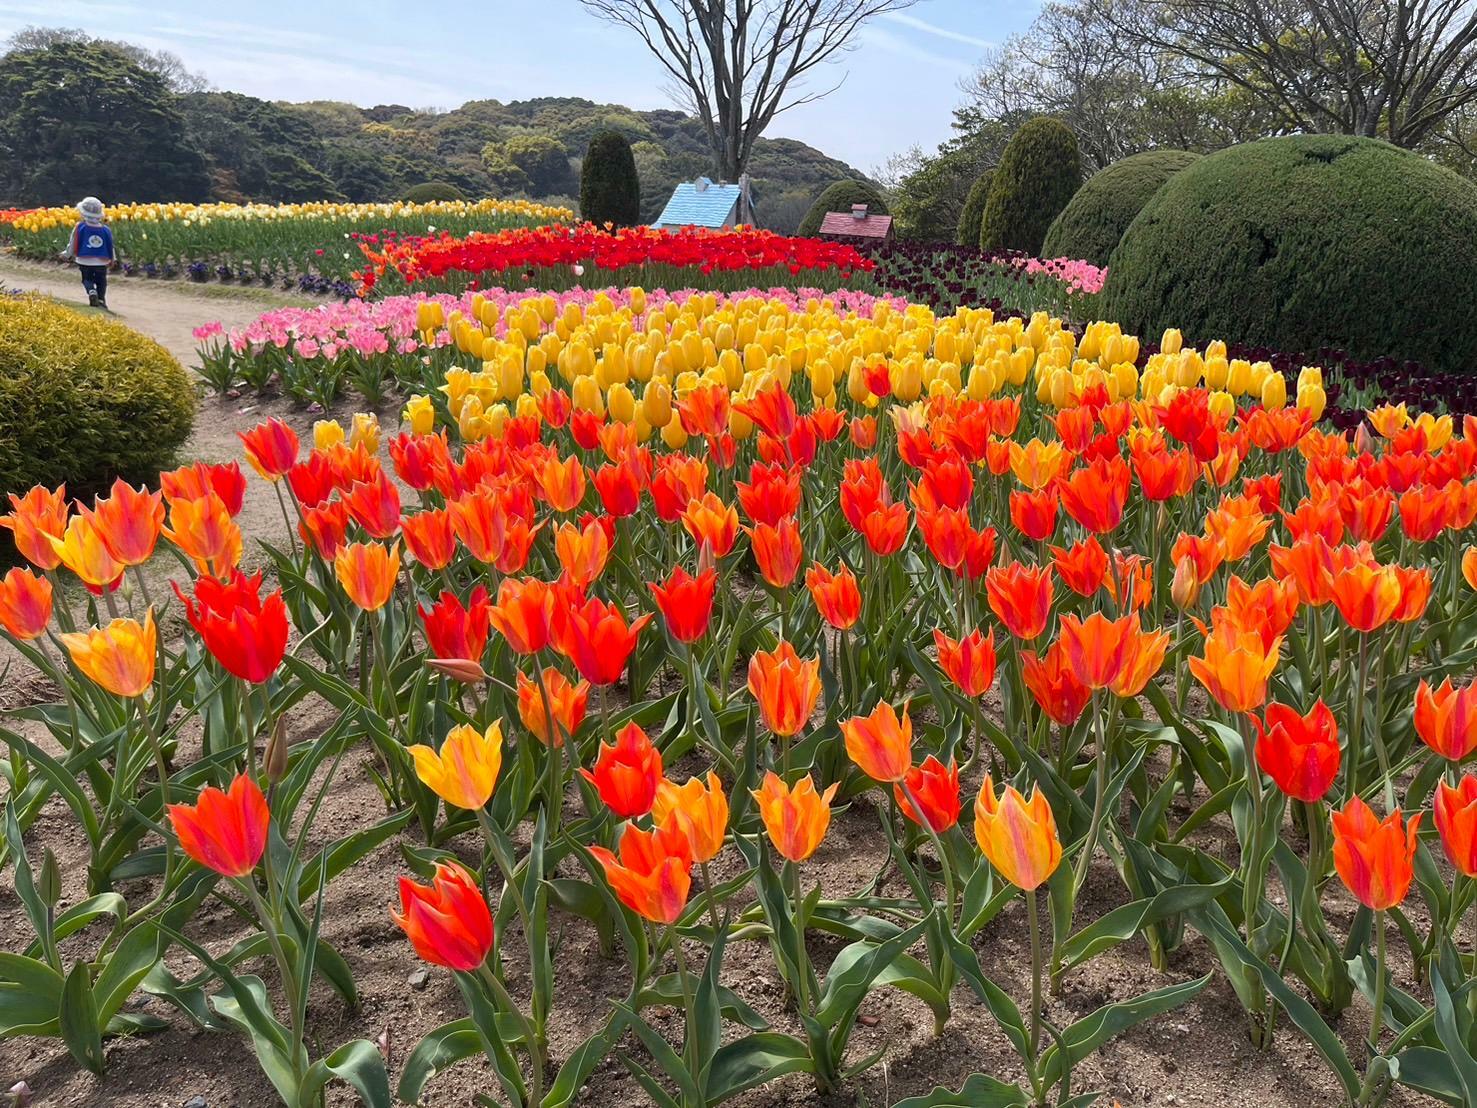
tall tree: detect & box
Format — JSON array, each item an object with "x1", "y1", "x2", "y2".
[
  {"x1": 1113, "y1": 0, "x2": 1477, "y2": 148},
  {"x1": 0, "y1": 41, "x2": 210, "y2": 205},
  {"x1": 577, "y1": 0, "x2": 919, "y2": 181},
  {"x1": 5, "y1": 25, "x2": 210, "y2": 92}
]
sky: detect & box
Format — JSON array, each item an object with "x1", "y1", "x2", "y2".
[{"x1": 0, "y1": 0, "x2": 1041, "y2": 172}]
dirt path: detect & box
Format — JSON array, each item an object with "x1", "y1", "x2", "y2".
[{"x1": 0, "y1": 252, "x2": 319, "y2": 367}]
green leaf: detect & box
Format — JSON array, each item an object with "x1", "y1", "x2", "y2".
[
  {"x1": 0, "y1": 952, "x2": 63, "y2": 1035},
  {"x1": 611, "y1": 1000, "x2": 702, "y2": 1103},
  {"x1": 94, "y1": 923, "x2": 162, "y2": 1028},
  {"x1": 301, "y1": 1038, "x2": 391, "y2": 1108},
  {"x1": 398, "y1": 1019, "x2": 482, "y2": 1104},
  {"x1": 891, "y1": 1072, "x2": 1031, "y2": 1108},
  {"x1": 1058, "y1": 879, "x2": 1230, "y2": 972},
  {"x1": 814, "y1": 916, "x2": 930, "y2": 1026},
  {"x1": 59, "y1": 961, "x2": 105, "y2": 1074},
  {"x1": 541, "y1": 1016, "x2": 619, "y2": 1108},
  {"x1": 1394, "y1": 1045, "x2": 1466, "y2": 1104},
  {"x1": 704, "y1": 1032, "x2": 815, "y2": 1103},
  {"x1": 1431, "y1": 959, "x2": 1477, "y2": 1103},
  {"x1": 1038, "y1": 975, "x2": 1211, "y2": 1090}
]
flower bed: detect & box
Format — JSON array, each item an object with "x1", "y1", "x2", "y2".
[
  {"x1": 4, "y1": 287, "x2": 1476, "y2": 1107},
  {"x1": 6, "y1": 197, "x2": 572, "y2": 287},
  {"x1": 354, "y1": 223, "x2": 875, "y2": 297}
]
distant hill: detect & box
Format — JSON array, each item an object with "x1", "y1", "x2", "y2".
[{"x1": 177, "y1": 91, "x2": 871, "y2": 233}]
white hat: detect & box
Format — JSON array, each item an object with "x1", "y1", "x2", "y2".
[{"x1": 77, "y1": 197, "x2": 104, "y2": 223}]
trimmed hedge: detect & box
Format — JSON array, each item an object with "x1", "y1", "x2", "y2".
[
  {"x1": 955, "y1": 169, "x2": 994, "y2": 247},
  {"x1": 0, "y1": 296, "x2": 194, "y2": 501},
  {"x1": 580, "y1": 131, "x2": 641, "y2": 228},
  {"x1": 403, "y1": 181, "x2": 465, "y2": 203},
  {"x1": 1101, "y1": 135, "x2": 1477, "y2": 375},
  {"x1": 797, "y1": 179, "x2": 888, "y2": 238},
  {"x1": 980, "y1": 117, "x2": 1081, "y2": 254},
  {"x1": 1041, "y1": 149, "x2": 1200, "y2": 265}
]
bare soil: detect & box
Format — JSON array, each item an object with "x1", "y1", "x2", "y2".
[{"x1": 0, "y1": 259, "x2": 1440, "y2": 1106}]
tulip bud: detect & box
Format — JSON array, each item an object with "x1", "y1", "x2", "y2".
[
  {"x1": 1354, "y1": 422, "x2": 1375, "y2": 457},
  {"x1": 264, "y1": 716, "x2": 289, "y2": 784},
  {"x1": 39, "y1": 847, "x2": 60, "y2": 909},
  {"x1": 427, "y1": 657, "x2": 489, "y2": 685},
  {"x1": 1171, "y1": 556, "x2": 1201, "y2": 610}
]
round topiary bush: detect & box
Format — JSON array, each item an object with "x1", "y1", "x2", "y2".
[
  {"x1": 580, "y1": 131, "x2": 641, "y2": 228},
  {"x1": 797, "y1": 180, "x2": 888, "y2": 238},
  {"x1": 0, "y1": 296, "x2": 195, "y2": 503},
  {"x1": 403, "y1": 181, "x2": 466, "y2": 203},
  {"x1": 980, "y1": 117, "x2": 1081, "y2": 255},
  {"x1": 1041, "y1": 148, "x2": 1200, "y2": 265},
  {"x1": 1101, "y1": 135, "x2": 1477, "y2": 374},
  {"x1": 955, "y1": 169, "x2": 994, "y2": 247}
]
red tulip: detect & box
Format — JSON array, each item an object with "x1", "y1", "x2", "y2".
[{"x1": 175, "y1": 571, "x2": 290, "y2": 684}]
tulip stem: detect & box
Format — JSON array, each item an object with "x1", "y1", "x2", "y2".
[
  {"x1": 477, "y1": 962, "x2": 545, "y2": 1105},
  {"x1": 1070, "y1": 691, "x2": 1108, "y2": 895},
  {"x1": 1026, "y1": 886, "x2": 1043, "y2": 1058},
  {"x1": 272, "y1": 481, "x2": 300, "y2": 556},
  {"x1": 900, "y1": 777, "x2": 955, "y2": 926},
  {"x1": 789, "y1": 862, "x2": 812, "y2": 1016},
  {"x1": 244, "y1": 879, "x2": 308, "y2": 1092},
  {"x1": 1358, "y1": 909, "x2": 1389, "y2": 1105},
  {"x1": 700, "y1": 860, "x2": 722, "y2": 937},
  {"x1": 667, "y1": 926, "x2": 698, "y2": 1075}
]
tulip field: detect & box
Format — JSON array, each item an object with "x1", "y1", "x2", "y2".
[
  {"x1": 1, "y1": 198, "x2": 571, "y2": 291},
  {"x1": 7, "y1": 231, "x2": 1477, "y2": 1108}
]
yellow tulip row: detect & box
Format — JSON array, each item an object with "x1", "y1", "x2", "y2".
[
  {"x1": 9, "y1": 196, "x2": 573, "y2": 234},
  {"x1": 400, "y1": 291, "x2": 1330, "y2": 444}
]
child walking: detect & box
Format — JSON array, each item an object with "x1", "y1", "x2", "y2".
[{"x1": 63, "y1": 197, "x2": 115, "y2": 310}]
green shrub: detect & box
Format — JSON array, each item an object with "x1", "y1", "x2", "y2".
[
  {"x1": 797, "y1": 179, "x2": 888, "y2": 238},
  {"x1": 1100, "y1": 135, "x2": 1477, "y2": 374},
  {"x1": 1041, "y1": 149, "x2": 1200, "y2": 265},
  {"x1": 403, "y1": 181, "x2": 466, "y2": 203},
  {"x1": 979, "y1": 117, "x2": 1081, "y2": 255},
  {"x1": 955, "y1": 169, "x2": 994, "y2": 246},
  {"x1": 580, "y1": 131, "x2": 641, "y2": 228},
  {"x1": 0, "y1": 296, "x2": 195, "y2": 502}
]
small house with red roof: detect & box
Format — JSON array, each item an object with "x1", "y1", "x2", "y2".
[{"x1": 817, "y1": 204, "x2": 893, "y2": 242}]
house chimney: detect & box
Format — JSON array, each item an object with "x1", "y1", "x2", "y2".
[{"x1": 851, "y1": 203, "x2": 868, "y2": 220}]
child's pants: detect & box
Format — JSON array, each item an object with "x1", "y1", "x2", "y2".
[{"x1": 79, "y1": 264, "x2": 108, "y2": 301}]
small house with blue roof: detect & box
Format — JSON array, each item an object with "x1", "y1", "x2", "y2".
[{"x1": 652, "y1": 175, "x2": 755, "y2": 229}]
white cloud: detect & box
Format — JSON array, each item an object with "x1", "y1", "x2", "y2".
[{"x1": 878, "y1": 11, "x2": 992, "y2": 50}]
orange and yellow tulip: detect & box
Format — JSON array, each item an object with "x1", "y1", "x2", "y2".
[
  {"x1": 334, "y1": 541, "x2": 400, "y2": 611},
  {"x1": 409, "y1": 723, "x2": 503, "y2": 810},
  {"x1": 167, "y1": 773, "x2": 269, "y2": 878},
  {"x1": 753, "y1": 771, "x2": 837, "y2": 862},
  {"x1": 0, "y1": 567, "x2": 52, "y2": 640},
  {"x1": 0, "y1": 484, "x2": 68, "y2": 571},
  {"x1": 91, "y1": 479, "x2": 163, "y2": 567},
  {"x1": 974, "y1": 776, "x2": 1062, "y2": 891},
  {"x1": 516, "y1": 667, "x2": 589, "y2": 747},
  {"x1": 1435, "y1": 776, "x2": 1477, "y2": 877},
  {"x1": 841, "y1": 700, "x2": 913, "y2": 783},
  {"x1": 588, "y1": 822, "x2": 693, "y2": 924},
  {"x1": 747, "y1": 640, "x2": 822, "y2": 737},
  {"x1": 59, "y1": 611, "x2": 157, "y2": 697},
  {"x1": 653, "y1": 772, "x2": 729, "y2": 863},
  {"x1": 1331, "y1": 797, "x2": 1420, "y2": 910}
]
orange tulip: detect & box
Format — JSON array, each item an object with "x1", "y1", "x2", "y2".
[
  {"x1": 448, "y1": 488, "x2": 507, "y2": 563},
  {"x1": 238, "y1": 418, "x2": 300, "y2": 480},
  {"x1": 555, "y1": 519, "x2": 610, "y2": 588},
  {"x1": 649, "y1": 566, "x2": 717, "y2": 644},
  {"x1": 409, "y1": 722, "x2": 502, "y2": 810},
  {"x1": 894, "y1": 756, "x2": 961, "y2": 832},
  {"x1": 805, "y1": 563, "x2": 861, "y2": 630},
  {"x1": 1188, "y1": 625, "x2": 1281, "y2": 714},
  {"x1": 588, "y1": 822, "x2": 693, "y2": 924},
  {"x1": 489, "y1": 576, "x2": 557, "y2": 655},
  {"x1": 167, "y1": 773, "x2": 270, "y2": 878},
  {"x1": 753, "y1": 771, "x2": 837, "y2": 862},
  {"x1": 841, "y1": 700, "x2": 913, "y2": 783},
  {"x1": 393, "y1": 861, "x2": 494, "y2": 970},
  {"x1": 681, "y1": 492, "x2": 739, "y2": 558},
  {"x1": 1059, "y1": 456, "x2": 1130, "y2": 534},
  {"x1": 334, "y1": 541, "x2": 400, "y2": 611},
  {"x1": 556, "y1": 594, "x2": 652, "y2": 685},
  {"x1": 59, "y1": 611, "x2": 157, "y2": 697},
  {"x1": 47, "y1": 511, "x2": 123, "y2": 589},
  {"x1": 163, "y1": 493, "x2": 241, "y2": 578},
  {"x1": 1390, "y1": 565, "x2": 1432, "y2": 624},
  {"x1": 539, "y1": 453, "x2": 587, "y2": 512},
  {"x1": 1331, "y1": 797, "x2": 1420, "y2": 910},
  {"x1": 1056, "y1": 611, "x2": 1136, "y2": 690},
  {"x1": 747, "y1": 640, "x2": 822, "y2": 737},
  {"x1": 516, "y1": 667, "x2": 589, "y2": 747},
  {"x1": 1108, "y1": 623, "x2": 1169, "y2": 698},
  {"x1": 1, "y1": 484, "x2": 68, "y2": 570},
  {"x1": 91, "y1": 479, "x2": 164, "y2": 566},
  {"x1": 1414, "y1": 678, "x2": 1477, "y2": 762},
  {"x1": 974, "y1": 776, "x2": 1062, "y2": 891},
  {"x1": 1435, "y1": 776, "x2": 1477, "y2": 877},
  {"x1": 1254, "y1": 700, "x2": 1340, "y2": 802},
  {"x1": 401, "y1": 508, "x2": 457, "y2": 570},
  {"x1": 0, "y1": 567, "x2": 52, "y2": 640},
  {"x1": 1022, "y1": 643, "x2": 1092, "y2": 725},
  {"x1": 985, "y1": 562, "x2": 1054, "y2": 640},
  {"x1": 933, "y1": 627, "x2": 997, "y2": 697},
  {"x1": 858, "y1": 502, "x2": 910, "y2": 556},
  {"x1": 653, "y1": 772, "x2": 729, "y2": 863},
  {"x1": 1051, "y1": 537, "x2": 1108, "y2": 598},
  {"x1": 749, "y1": 518, "x2": 804, "y2": 588},
  {"x1": 1464, "y1": 547, "x2": 1477, "y2": 591},
  {"x1": 580, "y1": 722, "x2": 663, "y2": 819},
  {"x1": 1329, "y1": 562, "x2": 1402, "y2": 633},
  {"x1": 1009, "y1": 488, "x2": 1058, "y2": 542},
  {"x1": 343, "y1": 472, "x2": 402, "y2": 539}
]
